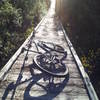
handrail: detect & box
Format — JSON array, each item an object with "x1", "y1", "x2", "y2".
[
  {"x1": 0, "y1": 14, "x2": 47, "y2": 81},
  {"x1": 59, "y1": 19, "x2": 99, "y2": 100}
]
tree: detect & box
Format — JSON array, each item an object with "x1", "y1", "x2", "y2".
[{"x1": 0, "y1": 0, "x2": 50, "y2": 68}]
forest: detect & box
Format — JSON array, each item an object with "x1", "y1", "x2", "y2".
[
  {"x1": 0, "y1": 0, "x2": 49, "y2": 69},
  {"x1": 0, "y1": 0, "x2": 100, "y2": 99},
  {"x1": 58, "y1": 0, "x2": 100, "y2": 98}
]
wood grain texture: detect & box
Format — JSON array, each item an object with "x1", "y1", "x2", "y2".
[{"x1": 0, "y1": 0, "x2": 90, "y2": 100}]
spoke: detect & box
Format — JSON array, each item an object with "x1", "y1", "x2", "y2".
[{"x1": 33, "y1": 41, "x2": 69, "y2": 77}]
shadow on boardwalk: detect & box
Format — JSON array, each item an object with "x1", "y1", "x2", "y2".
[
  {"x1": 2, "y1": 38, "x2": 69, "y2": 100},
  {"x1": 2, "y1": 63, "x2": 69, "y2": 100}
]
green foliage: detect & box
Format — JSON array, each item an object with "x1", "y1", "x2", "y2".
[
  {"x1": 81, "y1": 49, "x2": 100, "y2": 74},
  {"x1": 24, "y1": 27, "x2": 33, "y2": 39},
  {"x1": 59, "y1": 0, "x2": 100, "y2": 98},
  {"x1": 0, "y1": 1, "x2": 22, "y2": 67},
  {"x1": 0, "y1": 0, "x2": 50, "y2": 69},
  {"x1": 0, "y1": 1, "x2": 22, "y2": 31}
]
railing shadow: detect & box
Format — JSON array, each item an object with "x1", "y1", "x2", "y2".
[
  {"x1": 2, "y1": 40, "x2": 69, "y2": 100},
  {"x1": 24, "y1": 65, "x2": 69, "y2": 100},
  {"x1": 2, "y1": 35, "x2": 34, "y2": 100}
]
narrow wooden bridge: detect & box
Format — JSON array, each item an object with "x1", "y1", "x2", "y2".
[{"x1": 0, "y1": 0, "x2": 98, "y2": 100}]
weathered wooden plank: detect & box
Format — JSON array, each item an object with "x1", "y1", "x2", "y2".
[
  {"x1": 0, "y1": 92, "x2": 89, "y2": 100},
  {"x1": 1, "y1": 77, "x2": 85, "y2": 89},
  {"x1": 8, "y1": 69, "x2": 80, "y2": 78},
  {"x1": 0, "y1": 84, "x2": 89, "y2": 99},
  {"x1": 0, "y1": 0, "x2": 92, "y2": 100},
  {"x1": 0, "y1": 84, "x2": 87, "y2": 95}
]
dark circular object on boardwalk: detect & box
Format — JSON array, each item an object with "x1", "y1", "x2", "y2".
[{"x1": 33, "y1": 43, "x2": 69, "y2": 77}]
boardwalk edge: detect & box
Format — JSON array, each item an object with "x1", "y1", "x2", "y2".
[
  {"x1": 59, "y1": 19, "x2": 99, "y2": 100},
  {"x1": 0, "y1": 15, "x2": 47, "y2": 81}
]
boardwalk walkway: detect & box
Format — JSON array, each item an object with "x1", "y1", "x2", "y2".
[{"x1": 0, "y1": 0, "x2": 98, "y2": 100}]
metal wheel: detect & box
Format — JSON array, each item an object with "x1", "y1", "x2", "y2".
[{"x1": 33, "y1": 50, "x2": 69, "y2": 77}]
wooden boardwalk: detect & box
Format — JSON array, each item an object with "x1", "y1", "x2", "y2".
[{"x1": 0, "y1": 0, "x2": 98, "y2": 100}]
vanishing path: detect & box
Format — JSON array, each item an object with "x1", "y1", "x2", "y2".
[{"x1": 0, "y1": 0, "x2": 97, "y2": 100}]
